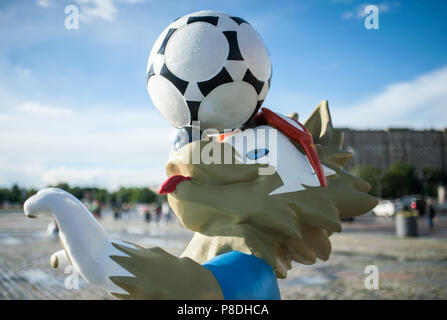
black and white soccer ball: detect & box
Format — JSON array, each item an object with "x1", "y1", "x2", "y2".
[{"x1": 146, "y1": 10, "x2": 272, "y2": 132}]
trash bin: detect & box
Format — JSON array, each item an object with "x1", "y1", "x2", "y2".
[{"x1": 395, "y1": 211, "x2": 418, "y2": 237}]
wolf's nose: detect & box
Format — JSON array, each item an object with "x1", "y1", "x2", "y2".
[{"x1": 23, "y1": 197, "x2": 36, "y2": 218}]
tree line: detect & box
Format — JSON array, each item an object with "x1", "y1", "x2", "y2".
[
  {"x1": 2, "y1": 162, "x2": 445, "y2": 206},
  {"x1": 0, "y1": 183, "x2": 163, "y2": 207},
  {"x1": 351, "y1": 161, "x2": 447, "y2": 198}
]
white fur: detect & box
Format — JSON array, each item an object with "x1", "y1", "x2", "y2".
[
  {"x1": 24, "y1": 188, "x2": 135, "y2": 295},
  {"x1": 224, "y1": 126, "x2": 336, "y2": 195}
]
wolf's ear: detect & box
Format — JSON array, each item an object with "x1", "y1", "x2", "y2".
[
  {"x1": 304, "y1": 100, "x2": 352, "y2": 168},
  {"x1": 304, "y1": 100, "x2": 342, "y2": 149},
  {"x1": 288, "y1": 112, "x2": 298, "y2": 121}
]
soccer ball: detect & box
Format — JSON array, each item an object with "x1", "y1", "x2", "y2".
[{"x1": 146, "y1": 10, "x2": 272, "y2": 132}]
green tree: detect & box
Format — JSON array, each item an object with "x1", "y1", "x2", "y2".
[
  {"x1": 423, "y1": 167, "x2": 447, "y2": 197},
  {"x1": 0, "y1": 184, "x2": 161, "y2": 207},
  {"x1": 382, "y1": 162, "x2": 416, "y2": 198},
  {"x1": 350, "y1": 165, "x2": 381, "y2": 197},
  {"x1": 9, "y1": 184, "x2": 22, "y2": 204},
  {"x1": 96, "y1": 189, "x2": 108, "y2": 203},
  {"x1": 138, "y1": 187, "x2": 157, "y2": 204},
  {"x1": 110, "y1": 191, "x2": 120, "y2": 204},
  {"x1": 130, "y1": 188, "x2": 140, "y2": 204},
  {"x1": 53, "y1": 182, "x2": 71, "y2": 192},
  {"x1": 0, "y1": 188, "x2": 7, "y2": 206},
  {"x1": 70, "y1": 187, "x2": 83, "y2": 200},
  {"x1": 25, "y1": 188, "x2": 37, "y2": 200},
  {"x1": 118, "y1": 187, "x2": 133, "y2": 204}
]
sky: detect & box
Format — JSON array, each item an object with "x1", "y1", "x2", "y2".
[{"x1": 0, "y1": 0, "x2": 446, "y2": 189}]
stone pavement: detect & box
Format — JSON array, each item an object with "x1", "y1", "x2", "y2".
[{"x1": 0, "y1": 210, "x2": 445, "y2": 300}]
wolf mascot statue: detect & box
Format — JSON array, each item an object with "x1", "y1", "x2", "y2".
[{"x1": 24, "y1": 100, "x2": 377, "y2": 299}]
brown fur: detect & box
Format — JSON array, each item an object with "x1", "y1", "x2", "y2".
[{"x1": 167, "y1": 101, "x2": 378, "y2": 278}]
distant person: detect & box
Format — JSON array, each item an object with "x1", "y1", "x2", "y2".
[
  {"x1": 121, "y1": 203, "x2": 129, "y2": 221},
  {"x1": 90, "y1": 200, "x2": 101, "y2": 219},
  {"x1": 162, "y1": 201, "x2": 172, "y2": 222},
  {"x1": 427, "y1": 200, "x2": 437, "y2": 230},
  {"x1": 112, "y1": 202, "x2": 122, "y2": 220},
  {"x1": 155, "y1": 204, "x2": 162, "y2": 223},
  {"x1": 416, "y1": 197, "x2": 426, "y2": 217},
  {"x1": 143, "y1": 206, "x2": 152, "y2": 223}
]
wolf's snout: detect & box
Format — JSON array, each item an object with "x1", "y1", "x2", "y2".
[
  {"x1": 23, "y1": 188, "x2": 65, "y2": 218},
  {"x1": 23, "y1": 194, "x2": 42, "y2": 218}
]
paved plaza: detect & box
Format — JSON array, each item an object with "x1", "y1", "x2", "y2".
[{"x1": 0, "y1": 209, "x2": 446, "y2": 300}]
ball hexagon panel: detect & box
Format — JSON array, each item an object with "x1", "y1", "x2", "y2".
[
  {"x1": 146, "y1": 28, "x2": 167, "y2": 74},
  {"x1": 164, "y1": 22, "x2": 229, "y2": 82},
  {"x1": 146, "y1": 10, "x2": 272, "y2": 131},
  {"x1": 198, "y1": 81, "x2": 258, "y2": 131},
  {"x1": 147, "y1": 75, "x2": 190, "y2": 128},
  {"x1": 237, "y1": 23, "x2": 272, "y2": 82}
]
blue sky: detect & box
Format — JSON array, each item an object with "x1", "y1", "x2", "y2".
[{"x1": 1, "y1": 0, "x2": 446, "y2": 189}]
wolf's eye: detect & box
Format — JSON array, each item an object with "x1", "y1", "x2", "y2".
[{"x1": 247, "y1": 148, "x2": 269, "y2": 160}]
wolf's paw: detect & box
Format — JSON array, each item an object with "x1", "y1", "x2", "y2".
[{"x1": 50, "y1": 249, "x2": 71, "y2": 271}]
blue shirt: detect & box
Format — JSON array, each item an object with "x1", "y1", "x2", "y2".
[{"x1": 202, "y1": 251, "x2": 281, "y2": 300}]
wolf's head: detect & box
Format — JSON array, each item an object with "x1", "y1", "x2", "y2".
[{"x1": 162, "y1": 101, "x2": 377, "y2": 278}]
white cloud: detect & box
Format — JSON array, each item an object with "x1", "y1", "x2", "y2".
[
  {"x1": 14, "y1": 65, "x2": 32, "y2": 78},
  {"x1": 356, "y1": 3, "x2": 393, "y2": 18},
  {"x1": 341, "y1": 1, "x2": 401, "y2": 20},
  {"x1": 0, "y1": 58, "x2": 172, "y2": 190},
  {"x1": 36, "y1": 0, "x2": 54, "y2": 8},
  {"x1": 77, "y1": 0, "x2": 117, "y2": 22},
  {"x1": 0, "y1": 100, "x2": 174, "y2": 189},
  {"x1": 76, "y1": 0, "x2": 145, "y2": 22},
  {"x1": 42, "y1": 167, "x2": 165, "y2": 191},
  {"x1": 341, "y1": 11, "x2": 354, "y2": 19},
  {"x1": 18, "y1": 101, "x2": 73, "y2": 118},
  {"x1": 332, "y1": 66, "x2": 447, "y2": 129}
]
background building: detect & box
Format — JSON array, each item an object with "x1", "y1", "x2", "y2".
[
  {"x1": 341, "y1": 128, "x2": 447, "y2": 178},
  {"x1": 340, "y1": 128, "x2": 447, "y2": 199}
]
